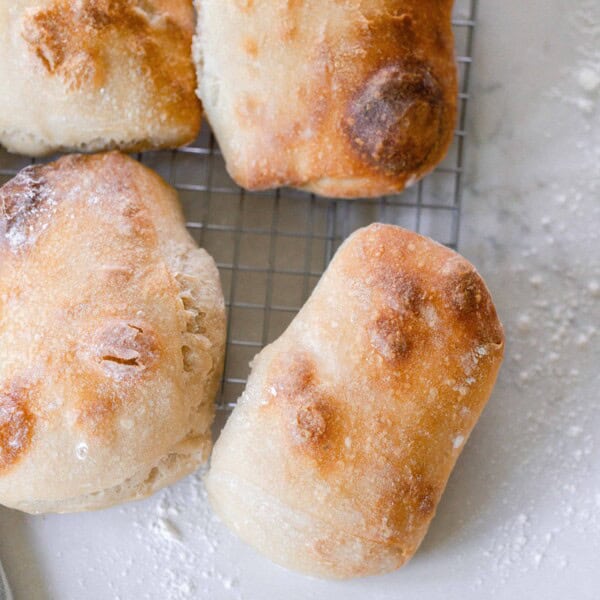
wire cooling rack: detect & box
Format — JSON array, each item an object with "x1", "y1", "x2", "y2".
[{"x1": 0, "y1": 0, "x2": 478, "y2": 412}]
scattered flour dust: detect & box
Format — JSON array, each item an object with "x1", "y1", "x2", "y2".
[
  {"x1": 471, "y1": 206, "x2": 600, "y2": 589},
  {"x1": 466, "y1": 0, "x2": 600, "y2": 591},
  {"x1": 87, "y1": 466, "x2": 244, "y2": 600},
  {"x1": 550, "y1": 1, "x2": 600, "y2": 115},
  {"x1": 135, "y1": 468, "x2": 242, "y2": 600},
  {"x1": 2, "y1": 3, "x2": 598, "y2": 598}
]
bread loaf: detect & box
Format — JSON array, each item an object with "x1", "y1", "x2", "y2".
[
  {"x1": 194, "y1": 0, "x2": 457, "y2": 198},
  {"x1": 207, "y1": 224, "x2": 504, "y2": 578},
  {"x1": 0, "y1": 152, "x2": 225, "y2": 513},
  {"x1": 0, "y1": 1, "x2": 201, "y2": 156}
]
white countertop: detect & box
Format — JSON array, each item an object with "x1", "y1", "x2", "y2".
[{"x1": 1, "y1": 1, "x2": 599, "y2": 598}]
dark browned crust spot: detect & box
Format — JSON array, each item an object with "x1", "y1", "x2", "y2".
[
  {"x1": 0, "y1": 165, "x2": 53, "y2": 250},
  {"x1": 450, "y1": 268, "x2": 485, "y2": 314},
  {"x1": 373, "y1": 270, "x2": 423, "y2": 313},
  {"x1": 295, "y1": 399, "x2": 329, "y2": 443},
  {"x1": 267, "y1": 354, "x2": 342, "y2": 465},
  {"x1": 397, "y1": 475, "x2": 439, "y2": 520},
  {"x1": 365, "y1": 271, "x2": 430, "y2": 365},
  {"x1": 0, "y1": 386, "x2": 35, "y2": 473},
  {"x1": 368, "y1": 309, "x2": 411, "y2": 363},
  {"x1": 350, "y1": 225, "x2": 504, "y2": 364},
  {"x1": 21, "y1": 0, "x2": 199, "y2": 126},
  {"x1": 346, "y1": 61, "x2": 445, "y2": 175},
  {"x1": 446, "y1": 265, "x2": 504, "y2": 346}
]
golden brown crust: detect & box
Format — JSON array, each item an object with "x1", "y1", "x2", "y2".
[
  {"x1": 352, "y1": 223, "x2": 505, "y2": 352},
  {"x1": 23, "y1": 0, "x2": 197, "y2": 116},
  {"x1": 0, "y1": 152, "x2": 226, "y2": 513},
  {"x1": 196, "y1": 0, "x2": 457, "y2": 198},
  {"x1": 0, "y1": 384, "x2": 35, "y2": 473},
  {"x1": 368, "y1": 307, "x2": 415, "y2": 364},
  {"x1": 265, "y1": 354, "x2": 345, "y2": 471},
  {"x1": 74, "y1": 319, "x2": 162, "y2": 434},
  {"x1": 207, "y1": 224, "x2": 504, "y2": 578},
  {"x1": 346, "y1": 61, "x2": 446, "y2": 175},
  {"x1": 445, "y1": 263, "x2": 505, "y2": 345},
  {"x1": 1, "y1": 1, "x2": 200, "y2": 155}
]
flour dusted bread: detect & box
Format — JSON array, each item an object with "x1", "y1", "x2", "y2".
[
  {"x1": 194, "y1": 0, "x2": 457, "y2": 198},
  {"x1": 0, "y1": 1, "x2": 201, "y2": 156},
  {"x1": 0, "y1": 152, "x2": 225, "y2": 513},
  {"x1": 207, "y1": 224, "x2": 504, "y2": 578}
]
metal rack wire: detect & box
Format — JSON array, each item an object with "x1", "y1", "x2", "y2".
[{"x1": 0, "y1": 0, "x2": 478, "y2": 412}]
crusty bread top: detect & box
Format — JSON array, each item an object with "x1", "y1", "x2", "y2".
[
  {"x1": 0, "y1": 1, "x2": 201, "y2": 155},
  {"x1": 0, "y1": 152, "x2": 225, "y2": 510},
  {"x1": 196, "y1": 0, "x2": 457, "y2": 197},
  {"x1": 254, "y1": 225, "x2": 504, "y2": 543},
  {"x1": 207, "y1": 225, "x2": 504, "y2": 576}
]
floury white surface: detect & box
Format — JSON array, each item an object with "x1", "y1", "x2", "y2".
[{"x1": 1, "y1": 1, "x2": 599, "y2": 598}]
